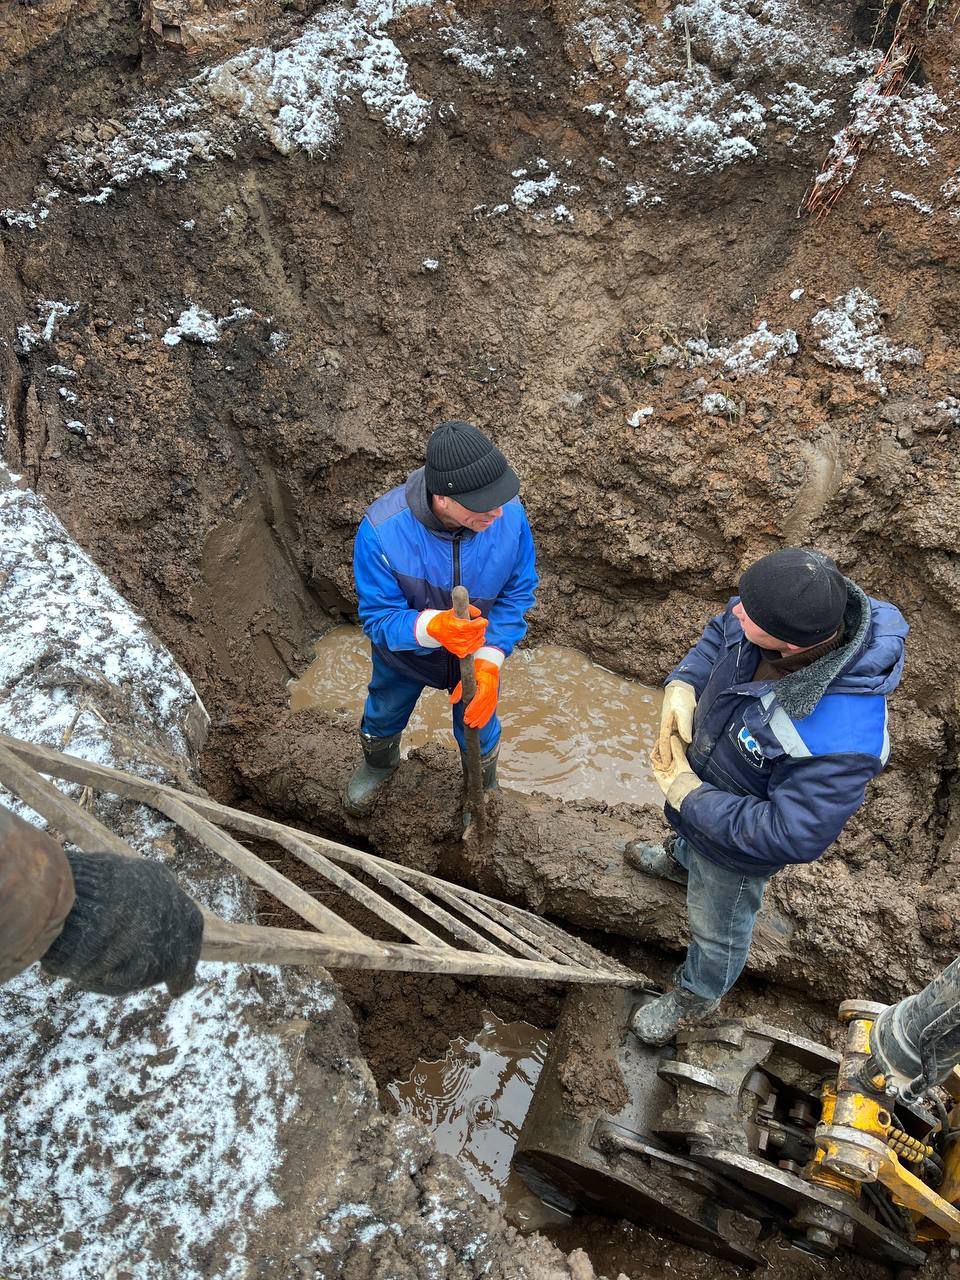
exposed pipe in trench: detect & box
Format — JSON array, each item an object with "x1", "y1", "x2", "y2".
[{"x1": 228, "y1": 708, "x2": 943, "y2": 1008}]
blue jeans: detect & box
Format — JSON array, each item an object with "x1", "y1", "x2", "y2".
[
  {"x1": 671, "y1": 837, "x2": 772, "y2": 1002},
  {"x1": 361, "y1": 646, "x2": 501, "y2": 756}
]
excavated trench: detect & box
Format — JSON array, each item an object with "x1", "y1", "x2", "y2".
[
  {"x1": 4, "y1": 0, "x2": 960, "y2": 1275},
  {"x1": 226, "y1": 630, "x2": 883, "y2": 1273}
]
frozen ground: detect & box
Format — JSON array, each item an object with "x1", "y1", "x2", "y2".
[{"x1": 0, "y1": 469, "x2": 332, "y2": 1280}]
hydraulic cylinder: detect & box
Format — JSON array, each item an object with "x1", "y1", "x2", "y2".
[{"x1": 867, "y1": 956, "x2": 960, "y2": 1098}]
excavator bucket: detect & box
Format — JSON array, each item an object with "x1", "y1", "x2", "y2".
[{"x1": 513, "y1": 986, "x2": 927, "y2": 1269}]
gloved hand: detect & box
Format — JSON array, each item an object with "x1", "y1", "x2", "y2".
[
  {"x1": 450, "y1": 658, "x2": 500, "y2": 729},
  {"x1": 651, "y1": 733, "x2": 702, "y2": 809},
  {"x1": 41, "y1": 851, "x2": 204, "y2": 997},
  {"x1": 659, "y1": 680, "x2": 697, "y2": 765},
  {"x1": 424, "y1": 606, "x2": 488, "y2": 658}
]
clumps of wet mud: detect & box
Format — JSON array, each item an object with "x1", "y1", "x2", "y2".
[
  {"x1": 337, "y1": 968, "x2": 564, "y2": 1086},
  {"x1": 553, "y1": 989, "x2": 630, "y2": 1119},
  {"x1": 225, "y1": 700, "x2": 948, "y2": 1011}
]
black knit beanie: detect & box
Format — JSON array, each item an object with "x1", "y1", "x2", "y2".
[
  {"x1": 738, "y1": 548, "x2": 847, "y2": 647},
  {"x1": 425, "y1": 420, "x2": 520, "y2": 512}
]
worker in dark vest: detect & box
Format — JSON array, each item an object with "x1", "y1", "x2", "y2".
[
  {"x1": 629, "y1": 548, "x2": 908, "y2": 1045},
  {"x1": 346, "y1": 420, "x2": 538, "y2": 815}
]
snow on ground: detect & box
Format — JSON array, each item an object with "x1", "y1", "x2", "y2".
[
  {"x1": 875, "y1": 85, "x2": 949, "y2": 166},
  {"x1": 0, "y1": 187, "x2": 61, "y2": 231},
  {"x1": 654, "y1": 319, "x2": 799, "y2": 378},
  {"x1": 812, "y1": 79, "x2": 950, "y2": 213},
  {"x1": 810, "y1": 288, "x2": 921, "y2": 391},
  {"x1": 941, "y1": 167, "x2": 960, "y2": 219},
  {"x1": 16, "y1": 301, "x2": 76, "y2": 354},
  {"x1": 508, "y1": 157, "x2": 582, "y2": 220},
  {"x1": 44, "y1": 4, "x2": 433, "y2": 203},
  {"x1": 162, "y1": 302, "x2": 256, "y2": 346},
  {"x1": 200, "y1": 6, "x2": 431, "y2": 156},
  {"x1": 439, "y1": 14, "x2": 526, "y2": 79},
  {"x1": 512, "y1": 171, "x2": 560, "y2": 208},
  {"x1": 1, "y1": 964, "x2": 314, "y2": 1280},
  {"x1": 0, "y1": 471, "x2": 204, "y2": 765},
  {"x1": 0, "y1": 471, "x2": 340, "y2": 1280},
  {"x1": 574, "y1": 0, "x2": 864, "y2": 175},
  {"x1": 650, "y1": 293, "x2": 919, "y2": 395},
  {"x1": 3, "y1": 0, "x2": 885, "y2": 225},
  {"x1": 689, "y1": 321, "x2": 799, "y2": 375},
  {"x1": 702, "y1": 392, "x2": 740, "y2": 416}
]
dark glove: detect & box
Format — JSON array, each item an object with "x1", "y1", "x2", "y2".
[{"x1": 41, "y1": 851, "x2": 203, "y2": 996}]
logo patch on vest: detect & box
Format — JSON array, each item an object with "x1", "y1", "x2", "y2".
[{"x1": 736, "y1": 725, "x2": 766, "y2": 768}]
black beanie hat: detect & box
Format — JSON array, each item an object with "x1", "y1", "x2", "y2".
[
  {"x1": 738, "y1": 548, "x2": 847, "y2": 647},
  {"x1": 425, "y1": 420, "x2": 520, "y2": 512}
]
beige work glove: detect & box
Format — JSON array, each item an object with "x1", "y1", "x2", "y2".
[
  {"x1": 659, "y1": 680, "x2": 697, "y2": 765},
  {"x1": 651, "y1": 733, "x2": 702, "y2": 810}
]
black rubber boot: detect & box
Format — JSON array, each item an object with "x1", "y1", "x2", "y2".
[
  {"x1": 460, "y1": 745, "x2": 500, "y2": 792},
  {"x1": 624, "y1": 839, "x2": 688, "y2": 885},
  {"x1": 461, "y1": 746, "x2": 499, "y2": 833},
  {"x1": 629, "y1": 987, "x2": 719, "y2": 1047},
  {"x1": 344, "y1": 730, "x2": 401, "y2": 816}
]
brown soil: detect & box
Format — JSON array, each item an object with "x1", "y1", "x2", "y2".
[
  {"x1": 4, "y1": 0, "x2": 960, "y2": 1275},
  {"x1": 552, "y1": 988, "x2": 630, "y2": 1120}
]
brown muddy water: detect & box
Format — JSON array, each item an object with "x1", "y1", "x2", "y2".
[
  {"x1": 290, "y1": 626, "x2": 661, "y2": 807},
  {"x1": 383, "y1": 1010, "x2": 569, "y2": 1231}
]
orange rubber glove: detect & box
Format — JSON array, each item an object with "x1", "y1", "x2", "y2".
[
  {"x1": 424, "y1": 606, "x2": 487, "y2": 658},
  {"x1": 449, "y1": 658, "x2": 500, "y2": 729}
]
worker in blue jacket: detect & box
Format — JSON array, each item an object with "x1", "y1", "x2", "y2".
[
  {"x1": 628, "y1": 548, "x2": 908, "y2": 1045},
  {"x1": 345, "y1": 420, "x2": 538, "y2": 816}
]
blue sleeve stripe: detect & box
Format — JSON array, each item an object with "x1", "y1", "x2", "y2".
[
  {"x1": 795, "y1": 693, "x2": 888, "y2": 759},
  {"x1": 366, "y1": 486, "x2": 408, "y2": 527}
]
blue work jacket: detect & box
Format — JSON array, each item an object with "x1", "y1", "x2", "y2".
[
  {"x1": 353, "y1": 468, "x2": 538, "y2": 688},
  {"x1": 664, "y1": 583, "x2": 908, "y2": 876}
]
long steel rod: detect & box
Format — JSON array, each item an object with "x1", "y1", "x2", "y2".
[{"x1": 452, "y1": 584, "x2": 485, "y2": 841}]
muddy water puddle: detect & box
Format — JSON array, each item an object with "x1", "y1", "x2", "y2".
[
  {"x1": 290, "y1": 626, "x2": 660, "y2": 806},
  {"x1": 383, "y1": 1011, "x2": 568, "y2": 1231}
]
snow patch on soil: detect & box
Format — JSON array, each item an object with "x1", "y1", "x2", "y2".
[
  {"x1": 810, "y1": 288, "x2": 921, "y2": 391},
  {"x1": 0, "y1": 474, "x2": 205, "y2": 763},
  {"x1": 162, "y1": 302, "x2": 256, "y2": 346},
  {"x1": 702, "y1": 392, "x2": 740, "y2": 415},
  {"x1": 1, "y1": 963, "x2": 305, "y2": 1279},
  {"x1": 0, "y1": 472, "x2": 345, "y2": 1279},
  {"x1": 512, "y1": 171, "x2": 560, "y2": 208},
  {"x1": 439, "y1": 16, "x2": 526, "y2": 79},
  {"x1": 812, "y1": 81, "x2": 948, "y2": 210},
  {"x1": 16, "y1": 301, "x2": 76, "y2": 354},
  {"x1": 0, "y1": 188, "x2": 61, "y2": 232},
  {"x1": 201, "y1": 7, "x2": 431, "y2": 156},
  {"x1": 46, "y1": 5, "x2": 432, "y2": 200},
  {"x1": 573, "y1": 0, "x2": 860, "y2": 175},
  {"x1": 890, "y1": 189, "x2": 933, "y2": 215},
  {"x1": 676, "y1": 320, "x2": 799, "y2": 376}
]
